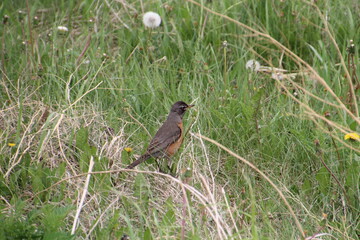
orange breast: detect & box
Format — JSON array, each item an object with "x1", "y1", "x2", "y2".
[{"x1": 166, "y1": 122, "x2": 184, "y2": 156}]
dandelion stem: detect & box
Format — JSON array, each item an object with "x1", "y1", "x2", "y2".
[
  {"x1": 25, "y1": 0, "x2": 34, "y2": 71},
  {"x1": 223, "y1": 41, "x2": 228, "y2": 86}
]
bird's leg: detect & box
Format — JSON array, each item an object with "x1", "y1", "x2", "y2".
[
  {"x1": 167, "y1": 164, "x2": 177, "y2": 177},
  {"x1": 155, "y1": 159, "x2": 163, "y2": 172},
  {"x1": 155, "y1": 158, "x2": 174, "y2": 176},
  {"x1": 166, "y1": 158, "x2": 178, "y2": 177},
  {"x1": 154, "y1": 158, "x2": 167, "y2": 174}
]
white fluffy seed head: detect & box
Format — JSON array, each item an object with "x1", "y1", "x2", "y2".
[
  {"x1": 142, "y1": 11, "x2": 161, "y2": 28},
  {"x1": 245, "y1": 59, "x2": 261, "y2": 72},
  {"x1": 271, "y1": 72, "x2": 284, "y2": 81},
  {"x1": 57, "y1": 26, "x2": 69, "y2": 32}
]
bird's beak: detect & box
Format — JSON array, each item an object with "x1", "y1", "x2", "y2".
[{"x1": 186, "y1": 104, "x2": 195, "y2": 109}]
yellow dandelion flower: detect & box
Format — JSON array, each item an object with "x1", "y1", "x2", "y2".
[
  {"x1": 344, "y1": 133, "x2": 359, "y2": 141},
  {"x1": 8, "y1": 143, "x2": 16, "y2": 147},
  {"x1": 124, "y1": 147, "x2": 133, "y2": 153}
]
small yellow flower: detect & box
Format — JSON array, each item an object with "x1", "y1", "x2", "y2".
[
  {"x1": 124, "y1": 147, "x2": 133, "y2": 153},
  {"x1": 344, "y1": 133, "x2": 359, "y2": 141},
  {"x1": 8, "y1": 143, "x2": 16, "y2": 147}
]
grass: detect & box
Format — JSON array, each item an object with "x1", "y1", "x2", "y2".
[{"x1": 0, "y1": 0, "x2": 359, "y2": 239}]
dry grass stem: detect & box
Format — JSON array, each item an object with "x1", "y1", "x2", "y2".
[
  {"x1": 27, "y1": 167, "x2": 232, "y2": 238},
  {"x1": 222, "y1": 187, "x2": 240, "y2": 236},
  {"x1": 104, "y1": 0, "x2": 130, "y2": 29},
  {"x1": 303, "y1": 0, "x2": 358, "y2": 116},
  {"x1": 126, "y1": 107, "x2": 152, "y2": 138},
  {"x1": 76, "y1": 34, "x2": 92, "y2": 66},
  {"x1": 85, "y1": 196, "x2": 120, "y2": 238},
  {"x1": 64, "y1": 81, "x2": 103, "y2": 112},
  {"x1": 4, "y1": 109, "x2": 42, "y2": 179},
  {"x1": 71, "y1": 156, "x2": 95, "y2": 235},
  {"x1": 187, "y1": 0, "x2": 359, "y2": 124},
  {"x1": 192, "y1": 132, "x2": 306, "y2": 239}
]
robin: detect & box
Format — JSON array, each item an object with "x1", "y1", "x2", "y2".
[{"x1": 126, "y1": 101, "x2": 194, "y2": 169}]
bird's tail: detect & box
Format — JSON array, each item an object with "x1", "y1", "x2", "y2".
[{"x1": 126, "y1": 154, "x2": 151, "y2": 169}]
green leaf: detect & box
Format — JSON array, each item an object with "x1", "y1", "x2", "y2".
[
  {"x1": 76, "y1": 127, "x2": 89, "y2": 152},
  {"x1": 302, "y1": 179, "x2": 312, "y2": 194},
  {"x1": 42, "y1": 205, "x2": 73, "y2": 233},
  {"x1": 75, "y1": 127, "x2": 98, "y2": 172},
  {"x1": 31, "y1": 167, "x2": 45, "y2": 193},
  {"x1": 345, "y1": 160, "x2": 359, "y2": 205},
  {"x1": 134, "y1": 174, "x2": 150, "y2": 207},
  {"x1": 36, "y1": 112, "x2": 58, "y2": 157},
  {"x1": 143, "y1": 227, "x2": 153, "y2": 240},
  {"x1": 43, "y1": 232, "x2": 74, "y2": 240},
  {"x1": 161, "y1": 198, "x2": 176, "y2": 226},
  {"x1": 349, "y1": 120, "x2": 358, "y2": 131},
  {"x1": 315, "y1": 167, "x2": 331, "y2": 195},
  {"x1": 307, "y1": 43, "x2": 324, "y2": 63},
  {"x1": 19, "y1": 153, "x2": 31, "y2": 188}
]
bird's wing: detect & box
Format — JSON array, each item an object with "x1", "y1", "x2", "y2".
[
  {"x1": 147, "y1": 120, "x2": 181, "y2": 157},
  {"x1": 126, "y1": 122, "x2": 180, "y2": 169}
]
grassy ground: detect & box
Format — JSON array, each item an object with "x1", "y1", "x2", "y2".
[{"x1": 1, "y1": 0, "x2": 359, "y2": 239}]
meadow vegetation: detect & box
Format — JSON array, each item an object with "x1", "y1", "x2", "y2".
[{"x1": 0, "y1": 0, "x2": 359, "y2": 239}]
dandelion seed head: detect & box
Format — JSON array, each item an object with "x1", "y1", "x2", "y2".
[
  {"x1": 57, "y1": 26, "x2": 68, "y2": 32},
  {"x1": 222, "y1": 40, "x2": 228, "y2": 48},
  {"x1": 143, "y1": 11, "x2": 161, "y2": 28},
  {"x1": 271, "y1": 72, "x2": 284, "y2": 80},
  {"x1": 245, "y1": 59, "x2": 260, "y2": 72}
]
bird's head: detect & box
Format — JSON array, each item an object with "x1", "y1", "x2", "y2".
[{"x1": 171, "y1": 101, "x2": 194, "y2": 117}]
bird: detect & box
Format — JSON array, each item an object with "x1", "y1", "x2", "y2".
[{"x1": 126, "y1": 101, "x2": 194, "y2": 169}]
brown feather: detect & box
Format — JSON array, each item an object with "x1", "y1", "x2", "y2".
[{"x1": 125, "y1": 101, "x2": 192, "y2": 169}]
